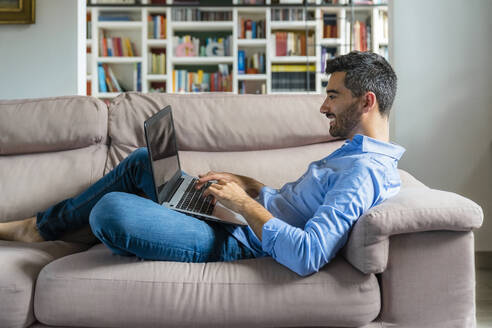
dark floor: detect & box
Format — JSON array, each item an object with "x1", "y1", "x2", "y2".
[{"x1": 476, "y1": 252, "x2": 492, "y2": 327}]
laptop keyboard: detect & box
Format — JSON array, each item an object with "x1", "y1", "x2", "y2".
[{"x1": 176, "y1": 178, "x2": 215, "y2": 215}]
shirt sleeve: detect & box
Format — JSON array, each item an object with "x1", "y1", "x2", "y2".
[{"x1": 261, "y1": 163, "x2": 377, "y2": 277}]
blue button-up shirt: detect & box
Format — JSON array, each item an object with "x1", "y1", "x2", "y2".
[{"x1": 224, "y1": 134, "x2": 406, "y2": 277}]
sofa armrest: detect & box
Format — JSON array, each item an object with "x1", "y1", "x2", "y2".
[{"x1": 341, "y1": 186, "x2": 484, "y2": 274}]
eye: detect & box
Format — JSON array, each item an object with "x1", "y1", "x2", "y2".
[{"x1": 328, "y1": 95, "x2": 335, "y2": 100}]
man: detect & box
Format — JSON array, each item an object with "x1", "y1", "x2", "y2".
[{"x1": 0, "y1": 51, "x2": 404, "y2": 277}]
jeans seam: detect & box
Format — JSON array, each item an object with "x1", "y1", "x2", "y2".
[{"x1": 38, "y1": 159, "x2": 147, "y2": 230}]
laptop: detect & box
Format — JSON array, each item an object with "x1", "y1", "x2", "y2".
[{"x1": 143, "y1": 105, "x2": 248, "y2": 226}]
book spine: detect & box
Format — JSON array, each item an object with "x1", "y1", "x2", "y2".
[
  {"x1": 98, "y1": 64, "x2": 108, "y2": 92},
  {"x1": 238, "y1": 50, "x2": 245, "y2": 74}
]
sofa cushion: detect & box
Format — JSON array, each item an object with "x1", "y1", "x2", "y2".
[
  {"x1": 0, "y1": 241, "x2": 89, "y2": 328},
  {"x1": 34, "y1": 244, "x2": 380, "y2": 328},
  {"x1": 105, "y1": 92, "x2": 337, "y2": 172},
  {"x1": 0, "y1": 96, "x2": 107, "y2": 155},
  {"x1": 0, "y1": 145, "x2": 108, "y2": 222}
]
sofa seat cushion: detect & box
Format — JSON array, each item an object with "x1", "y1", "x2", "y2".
[
  {"x1": 0, "y1": 241, "x2": 89, "y2": 328},
  {"x1": 35, "y1": 244, "x2": 380, "y2": 328}
]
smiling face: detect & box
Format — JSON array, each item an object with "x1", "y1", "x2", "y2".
[{"x1": 320, "y1": 72, "x2": 363, "y2": 139}]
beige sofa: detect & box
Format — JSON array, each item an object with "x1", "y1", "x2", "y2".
[{"x1": 0, "y1": 93, "x2": 483, "y2": 328}]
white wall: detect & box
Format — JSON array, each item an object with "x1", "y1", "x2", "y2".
[
  {"x1": 390, "y1": 0, "x2": 492, "y2": 251},
  {"x1": 0, "y1": 0, "x2": 84, "y2": 100}
]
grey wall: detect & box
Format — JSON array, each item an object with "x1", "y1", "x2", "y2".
[
  {"x1": 0, "y1": 0, "x2": 79, "y2": 99},
  {"x1": 390, "y1": 0, "x2": 492, "y2": 251}
]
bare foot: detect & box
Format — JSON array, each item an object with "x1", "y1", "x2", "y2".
[{"x1": 0, "y1": 217, "x2": 45, "y2": 242}]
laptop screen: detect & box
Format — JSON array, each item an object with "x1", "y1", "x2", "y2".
[{"x1": 144, "y1": 106, "x2": 181, "y2": 204}]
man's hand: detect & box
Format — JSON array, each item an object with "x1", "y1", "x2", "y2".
[
  {"x1": 196, "y1": 171, "x2": 265, "y2": 198},
  {"x1": 202, "y1": 180, "x2": 251, "y2": 214},
  {"x1": 202, "y1": 179, "x2": 273, "y2": 241}
]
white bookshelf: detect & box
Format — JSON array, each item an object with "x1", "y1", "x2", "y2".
[{"x1": 85, "y1": 0, "x2": 389, "y2": 98}]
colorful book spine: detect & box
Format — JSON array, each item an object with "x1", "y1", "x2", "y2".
[
  {"x1": 238, "y1": 50, "x2": 245, "y2": 74},
  {"x1": 97, "y1": 64, "x2": 107, "y2": 92}
]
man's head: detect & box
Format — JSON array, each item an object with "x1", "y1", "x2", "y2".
[{"x1": 320, "y1": 51, "x2": 397, "y2": 139}]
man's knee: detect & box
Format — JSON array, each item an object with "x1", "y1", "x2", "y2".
[
  {"x1": 129, "y1": 147, "x2": 149, "y2": 164},
  {"x1": 89, "y1": 192, "x2": 125, "y2": 235}
]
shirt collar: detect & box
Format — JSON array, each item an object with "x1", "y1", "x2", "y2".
[{"x1": 344, "y1": 134, "x2": 406, "y2": 160}]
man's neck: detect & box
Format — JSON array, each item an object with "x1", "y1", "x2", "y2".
[{"x1": 348, "y1": 119, "x2": 390, "y2": 143}]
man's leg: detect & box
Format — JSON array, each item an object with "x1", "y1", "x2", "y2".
[
  {"x1": 89, "y1": 192, "x2": 255, "y2": 262},
  {"x1": 35, "y1": 147, "x2": 156, "y2": 241}
]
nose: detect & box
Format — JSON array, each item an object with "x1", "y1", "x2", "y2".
[{"x1": 320, "y1": 97, "x2": 330, "y2": 113}]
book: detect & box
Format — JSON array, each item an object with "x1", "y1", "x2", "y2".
[
  {"x1": 238, "y1": 50, "x2": 245, "y2": 74},
  {"x1": 97, "y1": 64, "x2": 107, "y2": 92},
  {"x1": 106, "y1": 65, "x2": 123, "y2": 92}
]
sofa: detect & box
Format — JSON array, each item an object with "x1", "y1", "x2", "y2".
[{"x1": 0, "y1": 92, "x2": 484, "y2": 328}]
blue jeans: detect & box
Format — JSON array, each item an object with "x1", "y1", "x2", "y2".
[{"x1": 36, "y1": 148, "x2": 256, "y2": 263}]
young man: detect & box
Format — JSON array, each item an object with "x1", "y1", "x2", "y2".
[{"x1": 0, "y1": 51, "x2": 404, "y2": 277}]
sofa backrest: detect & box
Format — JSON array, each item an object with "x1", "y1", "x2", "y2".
[
  {"x1": 0, "y1": 96, "x2": 108, "y2": 221},
  {"x1": 106, "y1": 93, "x2": 339, "y2": 188}
]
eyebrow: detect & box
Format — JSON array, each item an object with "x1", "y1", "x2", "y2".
[{"x1": 325, "y1": 89, "x2": 340, "y2": 94}]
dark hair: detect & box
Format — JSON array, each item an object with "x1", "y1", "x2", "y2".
[{"x1": 325, "y1": 51, "x2": 397, "y2": 116}]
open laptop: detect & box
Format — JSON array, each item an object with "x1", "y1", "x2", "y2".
[{"x1": 143, "y1": 105, "x2": 248, "y2": 226}]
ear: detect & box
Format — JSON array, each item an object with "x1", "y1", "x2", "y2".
[{"x1": 361, "y1": 91, "x2": 377, "y2": 114}]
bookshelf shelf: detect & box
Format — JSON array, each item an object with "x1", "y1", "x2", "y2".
[
  {"x1": 97, "y1": 56, "x2": 143, "y2": 63},
  {"x1": 98, "y1": 21, "x2": 143, "y2": 29},
  {"x1": 147, "y1": 74, "x2": 167, "y2": 81},
  {"x1": 238, "y1": 74, "x2": 267, "y2": 80},
  {"x1": 237, "y1": 39, "x2": 267, "y2": 47},
  {"x1": 170, "y1": 21, "x2": 234, "y2": 31},
  {"x1": 270, "y1": 56, "x2": 317, "y2": 63},
  {"x1": 172, "y1": 56, "x2": 234, "y2": 65},
  {"x1": 85, "y1": 0, "x2": 389, "y2": 96},
  {"x1": 320, "y1": 38, "x2": 342, "y2": 46},
  {"x1": 147, "y1": 39, "x2": 167, "y2": 46},
  {"x1": 270, "y1": 21, "x2": 317, "y2": 30}
]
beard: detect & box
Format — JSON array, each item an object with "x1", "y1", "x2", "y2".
[{"x1": 329, "y1": 100, "x2": 362, "y2": 138}]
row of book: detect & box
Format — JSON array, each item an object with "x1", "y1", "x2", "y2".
[
  {"x1": 97, "y1": 63, "x2": 142, "y2": 93},
  {"x1": 148, "y1": 15, "x2": 166, "y2": 39},
  {"x1": 273, "y1": 32, "x2": 315, "y2": 57},
  {"x1": 149, "y1": 82, "x2": 166, "y2": 93},
  {"x1": 323, "y1": 13, "x2": 338, "y2": 38},
  {"x1": 352, "y1": 20, "x2": 371, "y2": 52},
  {"x1": 271, "y1": 8, "x2": 315, "y2": 21},
  {"x1": 149, "y1": 51, "x2": 166, "y2": 75},
  {"x1": 238, "y1": 18, "x2": 265, "y2": 39},
  {"x1": 271, "y1": 64, "x2": 315, "y2": 92},
  {"x1": 172, "y1": 65, "x2": 232, "y2": 92},
  {"x1": 239, "y1": 81, "x2": 266, "y2": 94},
  {"x1": 238, "y1": 51, "x2": 265, "y2": 74},
  {"x1": 99, "y1": 32, "x2": 137, "y2": 57},
  {"x1": 172, "y1": 35, "x2": 233, "y2": 57},
  {"x1": 171, "y1": 8, "x2": 232, "y2": 22}
]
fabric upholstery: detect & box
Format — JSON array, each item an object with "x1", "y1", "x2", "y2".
[
  {"x1": 0, "y1": 96, "x2": 107, "y2": 155},
  {"x1": 0, "y1": 241, "x2": 89, "y2": 328},
  {"x1": 0, "y1": 145, "x2": 108, "y2": 222},
  {"x1": 342, "y1": 184, "x2": 484, "y2": 274},
  {"x1": 34, "y1": 244, "x2": 380, "y2": 328},
  {"x1": 105, "y1": 92, "x2": 337, "y2": 172},
  {"x1": 380, "y1": 231, "x2": 476, "y2": 327}
]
